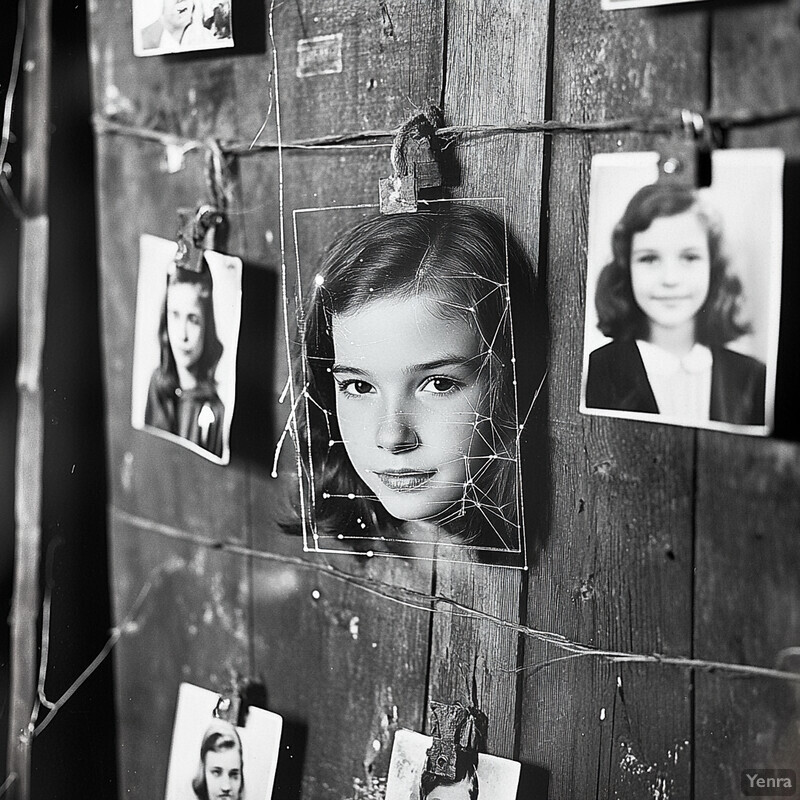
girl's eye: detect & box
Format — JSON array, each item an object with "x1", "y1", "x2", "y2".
[
  {"x1": 420, "y1": 376, "x2": 461, "y2": 395},
  {"x1": 337, "y1": 379, "x2": 375, "y2": 396},
  {"x1": 634, "y1": 253, "x2": 659, "y2": 265},
  {"x1": 681, "y1": 251, "x2": 703, "y2": 263}
]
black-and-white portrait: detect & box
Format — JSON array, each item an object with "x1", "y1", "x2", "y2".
[
  {"x1": 580, "y1": 149, "x2": 784, "y2": 435},
  {"x1": 285, "y1": 199, "x2": 531, "y2": 567},
  {"x1": 131, "y1": 234, "x2": 242, "y2": 463},
  {"x1": 385, "y1": 729, "x2": 521, "y2": 800},
  {"x1": 163, "y1": 683, "x2": 282, "y2": 800},
  {"x1": 133, "y1": 0, "x2": 234, "y2": 57}
]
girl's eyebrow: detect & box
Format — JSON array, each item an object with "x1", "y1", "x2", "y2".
[
  {"x1": 403, "y1": 355, "x2": 479, "y2": 373},
  {"x1": 331, "y1": 355, "x2": 478, "y2": 377},
  {"x1": 331, "y1": 363, "x2": 369, "y2": 376}
]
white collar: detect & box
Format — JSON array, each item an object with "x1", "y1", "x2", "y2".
[{"x1": 636, "y1": 340, "x2": 713, "y2": 376}]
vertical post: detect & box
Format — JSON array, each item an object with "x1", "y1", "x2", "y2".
[{"x1": 7, "y1": 0, "x2": 52, "y2": 797}]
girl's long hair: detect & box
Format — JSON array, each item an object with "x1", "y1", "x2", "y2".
[
  {"x1": 295, "y1": 204, "x2": 532, "y2": 549},
  {"x1": 152, "y1": 259, "x2": 224, "y2": 401},
  {"x1": 595, "y1": 182, "x2": 750, "y2": 346}
]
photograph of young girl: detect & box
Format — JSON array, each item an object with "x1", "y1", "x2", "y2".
[
  {"x1": 580, "y1": 149, "x2": 784, "y2": 435},
  {"x1": 131, "y1": 234, "x2": 242, "y2": 464},
  {"x1": 384, "y1": 729, "x2": 521, "y2": 800},
  {"x1": 133, "y1": 0, "x2": 234, "y2": 57},
  {"x1": 163, "y1": 683, "x2": 283, "y2": 800},
  {"x1": 288, "y1": 200, "x2": 532, "y2": 566}
]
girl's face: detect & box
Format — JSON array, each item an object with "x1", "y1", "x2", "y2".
[
  {"x1": 331, "y1": 293, "x2": 491, "y2": 524},
  {"x1": 203, "y1": 746, "x2": 242, "y2": 800},
  {"x1": 166, "y1": 282, "x2": 206, "y2": 374},
  {"x1": 630, "y1": 209, "x2": 711, "y2": 336}
]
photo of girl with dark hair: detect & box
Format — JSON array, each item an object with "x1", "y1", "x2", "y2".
[
  {"x1": 419, "y1": 752, "x2": 479, "y2": 800},
  {"x1": 291, "y1": 202, "x2": 532, "y2": 560},
  {"x1": 384, "y1": 729, "x2": 520, "y2": 800},
  {"x1": 131, "y1": 235, "x2": 242, "y2": 464},
  {"x1": 146, "y1": 261, "x2": 226, "y2": 457},
  {"x1": 581, "y1": 150, "x2": 783, "y2": 434}
]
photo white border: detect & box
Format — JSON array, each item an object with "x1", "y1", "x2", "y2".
[
  {"x1": 131, "y1": 234, "x2": 243, "y2": 464},
  {"x1": 287, "y1": 197, "x2": 529, "y2": 570},
  {"x1": 579, "y1": 149, "x2": 784, "y2": 436},
  {"x1": 132, "y1": 0, "x2": 235, "y2": 57},
  {"x1": 385, "y1": 729, "x2": 521, "y2": 800},
  {"x1": 163, "y1": 683, "x2": 282, "y2": 800}
]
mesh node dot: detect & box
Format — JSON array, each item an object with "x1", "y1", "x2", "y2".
[{"x1": 347, "y1": 492, "x2": 355, "y2": 500}]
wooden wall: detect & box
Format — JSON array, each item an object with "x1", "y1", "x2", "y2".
[{"x1": 86, "y1": 1, "x2": 800, "y2": 798}]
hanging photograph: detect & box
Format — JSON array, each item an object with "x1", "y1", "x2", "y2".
[
  {"x1": 131, "y1": 234, "x2": 242, "y2": 464},
  {"x1": 580, "y1": 149, "x2": 784, "y2": 435},
  {"x1": 601, "y1": 0, "x2": 704, "y2": 9},
  {"x1": 163, "y1": 683, "x2": 282, "y2": 800},
  {"x1": 385, "y1": 729, "x2": 521, "y2": 800},
  {"x1": 283, "y1": 198, "x2": 532, "y2": 568},
  {"x1": 132, "y1": 0, "x2": 234, "y2": 57}
]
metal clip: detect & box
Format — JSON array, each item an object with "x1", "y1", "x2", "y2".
[
  {"x1": 379, "y1": 107, "x2": 445, "y2": 214},
  {"x1": 424, "y1": 701, "x2": 487, "y2": 781},
  {"x1": 658, "y1": 109, "x2": 712, "y2": 188},
  {"x1": 172, "y1": 204, "x2": 225, "y2": 273}
]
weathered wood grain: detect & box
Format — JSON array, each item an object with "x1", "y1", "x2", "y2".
[
  {"x1": 693, "y1": 5, "x2": 800, "y2": 796},
  {"x1": 236, "y1": 3, "x2": 446, "y2": 798},
  {"x1": 424, "y1": 0, "x2": 549, "y2": 759},
  {"x1": 518, "y1": 3, "x2": 707, "y2": 797}
]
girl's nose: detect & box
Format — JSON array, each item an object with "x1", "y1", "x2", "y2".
[
  {"x1": 376, "y1": 417, "x2": 419, "y2": 453},
  {"x1": 660, "y1": 259, "x2": 681, "y2": 285}
]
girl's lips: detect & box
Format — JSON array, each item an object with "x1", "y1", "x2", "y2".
[{"x1": 373, "y1": 470, "x2": 436, "y2": 492}]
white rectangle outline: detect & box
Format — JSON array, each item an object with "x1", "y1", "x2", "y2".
[{"x1": 288, "y1": 197, "x2": 529, "y2": 571}]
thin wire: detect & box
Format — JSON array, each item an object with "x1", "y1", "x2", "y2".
[
  {"x1": 0, "y1": 773, "x2": 18, "y2": 800},
  {"x1": 111, "y1": 506, "x2": 800, "y2": 687},
  {"x1": 0, "y1": 0, "x2": 26, "y2": 214},
  {"x1": 92, "y1": 104, "x2": 800, "y2": 157}
]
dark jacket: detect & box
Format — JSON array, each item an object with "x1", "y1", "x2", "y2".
[
  {"x1": 585, "y1": 339, "x2": 766, "y2": 426},
  {"x1": 145, "y1": 371, "x2": 225, "y2": 457}
]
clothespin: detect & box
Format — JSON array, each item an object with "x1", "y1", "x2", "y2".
[
  {"x1": 379, "y1": 107, "x2": 446, "y2": 214},
  {"x1": 658, "y1": 109, "x2": 713, "y2": 188},
  {"x1": 172, "y1": 204, "x2": 225, "y2": 273},
  {"x1": 424, "y1": 701, "x2": 488, "y2": 781}
]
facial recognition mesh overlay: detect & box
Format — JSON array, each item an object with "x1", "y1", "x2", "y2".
[
  {"x1": 579, "y1": 149, "x2": 784, "y2": 436},
  {"x1": 385, "y1": 729, "x2": 521, "y2": 800},
  {"x1": 284, "y1": 198, "x2": 529, "y2": 569},
  {"x1": 132, "y1": 0, "x2": 234, "y2": 57},
  {"x1": 132, "y1": 234, "x2": 243, "y2": 465},
  {"x1": 163, "y1": 683, "x2": 282, "y2": 800}
]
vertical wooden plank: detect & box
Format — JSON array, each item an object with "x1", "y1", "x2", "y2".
[
  {"x1": 238, "y1": 2, "x2": 446, "y2": 798},
  {"x1": 8, "y1": 1, "x2": 51, "y2": 797},
  {"x1": 518, "y1": 3, "x2": 706, "y2": 798},
  {"x1": 695, "y1": 6, "x2": 800, "y2": 795},
  {"x1": 427, "y1": 0, "x2": 549, "y2": 758}
]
